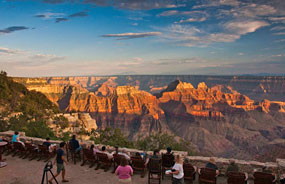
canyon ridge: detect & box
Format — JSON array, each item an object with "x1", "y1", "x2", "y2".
[{"x1": 14, "y1": 75, "x2": 285, "y2": 161}]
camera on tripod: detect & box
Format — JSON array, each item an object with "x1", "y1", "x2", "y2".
[
  {"x1": 44, "y1": 161, "x2": 53, "y2": 171},
  {"x1": 41, "y1": 161, "x2": 58, "y2": 184}
]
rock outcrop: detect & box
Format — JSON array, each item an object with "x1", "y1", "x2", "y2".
[{"x1": 14, "y1": 77, "x2": 285, "y2": 161}]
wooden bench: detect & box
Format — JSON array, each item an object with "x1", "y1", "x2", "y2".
[
  {"x1": 148, "y1": 158, "x2": 162, "y2": 184},
  {"x1": 161, "y1": 154, "x2": 174, "y2": 180},
  {"x1": 23, "y1": 143, "x2": 37, "y2": 160},
  {"x1": 66, "y1": 142, "x2": 81, "y2": 165},
  {"x1": 131, "y1": 156, "x2": 147, "y2": 178},
  {"x1": 184, "y1": 163, "x2": 196, "y2": 184},
  {"x1": 38, "y1": 144, "x2": 55, "y2": 162},
  {"x1": 113, "y1": 153, "x2": 124, "y2": 173},
  {"x1": 95, "y1": 152, "x2": 113, "y2": 172},
  {"x1": 12, "y1": 142, "x2": 26, "y2": 158},
  {"x1": 199, "y1": 168, "x2": 217, "y2": 184},
  {"x1": 227, "y1": 171, "x2": 247, "y2": 184},
  {"x1": 81, "y1": 148, "x2": 97, "y2": 168},
  {"x1": 253, "y1": 172, "x2": 276, "y2": 184}
]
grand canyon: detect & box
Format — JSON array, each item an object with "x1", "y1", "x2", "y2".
[{"x1": 14, "y1": 75, "x2": 285, "y2": 161}]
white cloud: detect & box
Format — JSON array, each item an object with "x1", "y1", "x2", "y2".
[
  {"x1": 271, "y1": 26, "x2": 285, "y2": 31},
  {"x1": 225, "y1": 20, "x2": 269, "y2": 35},
  {"x1": 176, "y1": 17, "x2": 206, "y2": 24},
  {"x1": 101, "y1": 32, "x2": 162, "y2": 39},
  {"x1": 35, "y1": 12, "x2": 65, "y2": 19},
  {"x1": 238, "y1": 52, "x2": 244, "y2": 56},
  {"x1": 273, "y1": 32, "x2": 285, "y2": 35}
]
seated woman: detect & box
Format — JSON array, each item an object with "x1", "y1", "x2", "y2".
[
  {"x1": 119, "y1": 149, "x2": 131, "y2": 161},
  {"x1": 90, "y1": 145, "x2": 100, "y2": 158}
]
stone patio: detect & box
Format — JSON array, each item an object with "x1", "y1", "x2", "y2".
[{"x1": 0, "y1": 155, "x2": 250, "y2": 184}]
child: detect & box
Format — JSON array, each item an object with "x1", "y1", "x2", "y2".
[
  {"x1": 49, "y1": 142, "x2": 69, "y2": 184},
  {"x1": 170, "y1": 155, "x2": 184, "y2": 184},
  {"x1": 115, "y1": 157, "x2": 133, "y2": 183}
]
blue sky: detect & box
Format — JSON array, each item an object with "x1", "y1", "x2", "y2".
[{"x1": 0, "y1": 0, "x2": 285, "y2": 76}]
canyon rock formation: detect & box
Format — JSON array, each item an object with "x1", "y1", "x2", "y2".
[{"x1": 14, "y1": 76, "x2": 285, "y2": 161}]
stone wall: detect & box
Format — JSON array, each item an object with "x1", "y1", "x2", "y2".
[{"x1": 1, "y1": 130, "x2": 284, "y2": 178}]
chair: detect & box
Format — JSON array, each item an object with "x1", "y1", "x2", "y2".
[
  {"x1": 12, "y1": 142, "x2": 26, "y2": 158},
  {"x1": 23, "y1": 143, "x2": 37, "y2": 160},
  {"x1": 66, "y1": 141, "x2": 81, "y2": 164},
  {"x1": 81, "y1": 148, "x2": 97, "y2": 168},
  {"x1": 38, "y1": 144, "x2": 55, "y2": 162},
  {"x1": 113, "y1": 153, "x2": 124, "y2": 173},
  {"x1": 148, "y1": 158, "x2": 162, "y2": 184},
  {"x1": 184, "y1": 163, "x2": 196, "y2": 184},
  {"x1": 131, "y1": 156, "x2": 147, "y2": 178},
  {"x1": 162, "y1": 154, "x2": 175, "y2": 179},
  {"x1": 253, "y1": 172, "x2": 275, "y2": 184},
  {"x1": 199, "y1": 168, "x2": 217, "y2": 184},
  {"x1": 227, "y1": 171, "x2": 246, "y2": 184},
  {"x1": 2, "y1": 139, "x2": 13, "y2": 156},
  {"x1": 95, "y1": 152, "x2": 113, "y2": 172}
]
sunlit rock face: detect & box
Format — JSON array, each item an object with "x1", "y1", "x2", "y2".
[{"x1": 14, "y1": 76, "x2": 285, "y2": 161}]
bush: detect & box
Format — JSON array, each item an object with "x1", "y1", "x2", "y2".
[{"x1": 90, "y1": 127, "x2": 133, "y2": 148}]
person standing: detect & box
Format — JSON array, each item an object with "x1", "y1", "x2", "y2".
[
  {"x1": 170, "y1": 155, "x2": 184, "y2": 184},
  {"x1": 115, "y1": 157, "x2": 133, "y2": 183},
  {"x1": 49, "y1": 142, "x2": 69, "y2": 184}
]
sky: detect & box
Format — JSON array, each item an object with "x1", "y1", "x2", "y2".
[{"x1": 0, "y1": 0, "x2": 285, "y2": 77}]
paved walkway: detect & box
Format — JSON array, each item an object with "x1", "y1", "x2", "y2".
[{"x1": 0, "y1": 155, "x2": 234, "y2": 184}]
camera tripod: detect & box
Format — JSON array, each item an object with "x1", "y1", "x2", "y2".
[{"x1": 41, "y1": 161, "x2": 58, "y2": 184}]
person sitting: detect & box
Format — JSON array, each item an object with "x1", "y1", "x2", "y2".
[
  {"x1": 101, "y1": 146, "x2": 113, "y2": 160},
  {"x1": 90, "y1": 145, "x2": 100, "y2": 158},
  {"x1": 151, "y1": 149, "x2": 161, "y2": 159},
  {"x1": 112, "y1": 146, "x2": 119, "y2": 155},
  {"x1": 166, "y1": 147, "x2": 173, "y2": 155},
  {"x1": 43, "y1": 137, "x2": 56, "y2": 153},
  {"x1": 199, "y1": 158, "x2": 219, "y2": 176},
  {"x1": 0, "y1": 136, "x2": 3, "y2": 142},
  {"x1": 119, "y1": 148, "x2": 130, "y2": 161},
  {"x1": 226, "y1": 160, "x2": 248, "y2": 181},
  {"x1": 184, "y1": 158, "x2": 197, "y2": 172},
  {"x1": 115, "y1": 157, "x2": 133, "y2": 183},
  {"x1": 11, "y1": 131, "x2": 24, "y2": 146},
  {"x1": 69, "y1": 135, "x2": 81, "y2": 153}
]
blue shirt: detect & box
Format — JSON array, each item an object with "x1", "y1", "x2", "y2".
[
  {"x1": 56, "y1": 149, "x2": 64, "y2": 164},
  {"x1": 69, "y1": 139, "x2": 80, "y2": 150},
  {"x1": 12, "y1": 134, "x2": 19, "y2": 143},
  {"x1": 206, "y1": 162, "x2": 218, "y2": 170}
]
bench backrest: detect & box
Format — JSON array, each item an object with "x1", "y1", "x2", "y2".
[
  {"x1": 131, "y1": 156, "x2": 145, "y2": 170},
  {"x1": 253, "y1": 172, "x2": 274, "y2": 184},
  {"x1": 227, "y1": 171, "x2": 246, "y2": 184},
  {"x1": 199, "y1": 168, "x2": 217, "y2": 183},
  {"x1": 83, "y1": 148, "x2": 95, "y2": 160},
  {"x1": 149, "y1": 158, "x2": 162, "y2": 173},
  {"x1": 183, "y1": 163, "x2": 195, "y2": 179},
  {"x1": 162, "y1": 154, "x2": 174, "y2": 168}
]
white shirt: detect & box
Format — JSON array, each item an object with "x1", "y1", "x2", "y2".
[
  {"x1": 118, "y1": 152, "x2": 130, "y2": 160},
  {"x1": 172, "y1": 163, "x2": 184, "y2": 179}
]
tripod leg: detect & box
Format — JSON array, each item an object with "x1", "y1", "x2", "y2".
[
  {"x1": 41, "y1": 170, "x2": 46, "y2": 184},
  {"x1": 46, "y1": 171, "x2": 49, "y2": 184},
  {"x1": 49, "y1": 170, "x2": 59, "y2": 184}
]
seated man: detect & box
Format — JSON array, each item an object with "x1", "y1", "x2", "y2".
[
  {"x1": 69, "y1": 135, "x2": 81, "y2": 153},
  {"x1": 151, "y1": 149, "x2": 161, "y2": 159},
  {"x1": 227, "y1": 160, "x2": 248, "y2": 181},
  {"x1": 43, "y1": 137, "x2": 56, "y2": 153},
  {"x1": 101, "y1": 146, "x2": 113, "y2": 160},
  {"x1": 166, "y1": 147, "x2": 173, "y2": 155},
  {"x1": 184, "y1": 158, "x2": 197, "y2": 172},
  {"x1": 199, "y1": 158, "x2": 219, "y2": 176},
  {"x1": 11, "y1": 131, "x2": 25, "y2": 146},
  {"x1": 119, "y1": 148, "x2": 130, "y2": 161}
]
